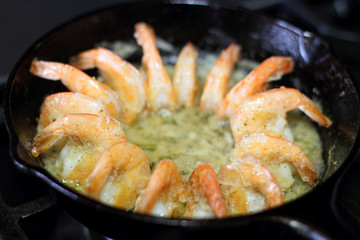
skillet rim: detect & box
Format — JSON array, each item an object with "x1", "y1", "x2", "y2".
[{"x1": 3, "y1": 0, "x2": 360, "y2": 229}]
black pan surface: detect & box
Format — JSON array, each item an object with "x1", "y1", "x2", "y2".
[{"x1": 4, "y1": 1, "x2": 360, "y2": 239}]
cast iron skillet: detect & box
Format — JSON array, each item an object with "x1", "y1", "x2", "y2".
[{"x1": 4, "y1": 0, "x2": 360, "y2": 239}]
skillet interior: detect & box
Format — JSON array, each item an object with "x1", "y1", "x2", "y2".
[{"x1": 4, "y1": 1, "x2": 360, "y2": 238}]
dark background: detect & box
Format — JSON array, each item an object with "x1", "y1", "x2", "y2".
[
  {"x1": 1, "y1": 0, "x2": 360, "y2": 91},
  {"x1": 0, "y1": 0, "x2": 123, "y2": 83},
  {"x1": 1, "y1": 0, "x2": 360, "y2": 80}
]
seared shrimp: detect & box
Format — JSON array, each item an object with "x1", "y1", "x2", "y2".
[
  {"x1": 30, "y1": 60, "x2": 121, "y2": 120},
  {"x1": 134, "y1": 22, "x2": 176, "y2": 112},
  {"x1": 216, "y1": 56, "x2": 294, "y2": 120},
  {"x1": 173, "y1": 42, "x2": 199, "y2": 109},
  {"x1": 31, "y1": 113, "x2": 126, "y2": 181},
  {"x1": 237, "y1": 132, "x2": 318, "y2": 186},
  {"x1": 135, "y1": 158, "x2": 183, "y2": 217},
  {"x1": 37, "y1": 92, "x2": 111, "y2": 131},
  {"x1": 200, "y1": 43, "x2": 241, "y2": 113},
  {"x1": 219, "y1": 150, "x2": 283, "y2": 215},
  {"x1": 183, "y1": 163, "x2": 226, "y2": 218},
  {"x1": 70, "y1": 47, "x2": 147, "y2": 125},
  {"x1": 87, "y1": 141, "x2": 150, "y2": 210},
  {"x1": 231, "y1": 87, "x2": 332, "y2": 143}
]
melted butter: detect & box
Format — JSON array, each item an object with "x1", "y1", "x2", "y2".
[
  {"x1": 40, "y1": 140, "x2": 102, "y2": 193},
  {"x1": 125, "y1": 108, "x2": 325, "y2": 204},
  {"x1": 40, "y1": 106, "x2": 325, "y2": 212},
  {"x1": 41, "y1": 108, "x2": 325, "y2": 216},
  {"x1": 284, "y1": 111, "x2": 325, "y2": 201},
  {"x1": 38, "y1": 40, "x2": 325, "y2": 212},
  {"x1": 36, "y1": 48, "x2": 262, "y2": 208},
  {"x1": 125, "y1": 108, "x2": 234, "y2": 180}
]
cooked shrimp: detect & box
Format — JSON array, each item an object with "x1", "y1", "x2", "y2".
[
  {"x1": 230, "y1": 87, "x2": 332, "y2": 143},
  {"x1": 135, "y1": 158, "x2": 183, "y2": 217},
  {"x1": 87, "y1": 141, "x2": 150, "y2": 210},
  {"x1": 70, "y1": 47, "x2": 147, "y2": 125},
  {"x1": 216, "y1": 56, "x2": 294, "y2": 120},
  {"x1": 200, "y1": 43, "x2": 241, "y2": 113},
  {"x1": 31, "y1": 113, "x2": 126, "y2": 181},
  {"x1": 183, "y1": 162, "x2": 226, "y2": 218},
  {"x1": 37, "y1": 92, "x2": 111, "y2": 131},
  {"x1": 173, "y1": 42, "x2": 199, "y2": 109},
  {"x1": 219, "y1": 150, "x2": 283, "y2": 215},
  {"x1": 134, "y1": 22, "x2": 176, "y2": 112},
  {"x1": 30, "y1": 60, "x2": 121, "y2": 120},
  {"x1": 31, "y1": 113, "x2": 125, "y2": 157},
  {"x1": 237, "y1": 132, "x2": 318, "y2": 186}
]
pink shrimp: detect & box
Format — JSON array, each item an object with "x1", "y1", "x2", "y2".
[
  {"x1": 134, "y1": 22, "x2": 176, "y2": 112},
  {"x1": 219, "y1": 150, "x2": 283, "y2": 215},
  {"x1": 37, "y1": 92, "x2": 111, "y2": 131},
  {"x1": 216, "y1": 56, "x2": 294, "y2": 120},
  {"x1": 30, "y1": 60, "x2": 121, "y2": 120},
  {"x1": 31, "y1": 113, "x2": 126, "y2": 181},
  {"x1": 70, "y1": 47, "x2": 147, "y2": 125},
  {"x1": 87, "y1": 141, "x2": 150, "y2": 210},
  {"x1": 200, "y1": 43, "x2": 241, "y2": 113},
  {"x1": 231, "y1": 87, "x2": 332, "y2": 144},
  {"x1": 135, "y1": 158, "x2": 183, "y2": 217},
  {"x1": 237, "y1": 132, "x2": 318, "y2": 186},
  {"x1": 184, "y1": 162, "x2": 226, "y2": 218},
  {"x1": 173, "y1": 42, "x2": 199, "y2": 109}
]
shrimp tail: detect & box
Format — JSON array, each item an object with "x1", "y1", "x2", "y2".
[
  {"x1": 30, "y1": 60, "x2": 63, "y2": 81},
  {"x1": 69, "y1": 49, "x2": 97, "y2": 70},
  {"x1": 31, "y1": 126, "x2": 64, "y2": 157},
  {"x1": 186, "y1": 163, "x2": 226, "y2": 218}
]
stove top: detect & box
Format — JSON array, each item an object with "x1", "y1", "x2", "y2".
[{"x1": 1, "y1": 0, "x2": 360, "y2": 239}]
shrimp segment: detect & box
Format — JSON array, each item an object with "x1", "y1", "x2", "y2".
[
  {"x1": 184, "y1": 163, "x2": 226, "y2": 218},
  {"x1": 135, "y1": 159, "x2": 183, "y2": 216},
  {"x1": 70, "y1": 47, "x2": 147, "y2": 125},
  {"x1": 237, "y1": 132, "x2": 318, "y2": 186},
  {"x1": 31, "y1": 113, "x2": 126, "y2": 158},
  {"x1": 231, "y1": 87, "x2": 332, "y2": 143},
  {"x1": 134, "y1": 22, "x2": 176, "y2": 112},
  {"x1": 200, "y1": 43, "x2": 241, "y2": 113},
  {"x1": 216, "y1": 56, "x2": 294, "y2": 119},
  {"x1": 87, "y1": 141, "x2": 150, "y2": 210},
  {"x1": 31, "y1": 113, "x2": 126, "y2": 181},
  {"x1": 37, "y1": 92, "x2": 111, "y2": 131},
  {"x1": 173, "y1": 42, "x2": 199, "y2": 109},
  {"x1": 30, "y1": 60, "x2": 121, "y2": 120},
  {"x1": 219, "y1": 150, "x2": 283, "y2": 215}
]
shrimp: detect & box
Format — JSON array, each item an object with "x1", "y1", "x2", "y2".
[
  {"x1": 200, "y1": 43, "x2": 241, "y2": 113},
  {"x1": 173, "y1": 42, "x2": 199, "y2": 109},
  {"x1": 134, "y1": 22, "x2": 176, "y2": 112},
  {"x1": 230, "y1": 87, "x2": 332, "y2": 144},
  {"x1": 70, "y1": 47, "x2": 147, "y2": 125},
  {"x1": 237, "y1": 132, "x2": 318, "y2": 186},
  {"x1": 31, "y1": 113, "x2": 126, "y2": 181},
  {"x1": 37, "y1": 92, "x2": 111, "y2": 131},
  {"x1": 87, "y1": 141, "x2": 150, "y2": 210},
  {"x1": 30, "y1": 60, "x2": 121, "y2": 120},
  {"x1": 183, "y1": 162, "x2": 226, "y2": 218},
  {"x1": 216, "y1": 56, "x2": 294, "y2": 120},
  {"x1": 219, "y1": 150, "x2": 283, "y2": 215},
  {"x1": 135, "y1": 158, "x2": 183, "y2": 217}
]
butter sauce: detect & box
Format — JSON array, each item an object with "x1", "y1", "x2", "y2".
[
  {"x1": 124, "y1": 108, "x2": 324, "y2": 204},
  {"x1": 39, "y1": 41, "x2": 325, "y2": 212}
]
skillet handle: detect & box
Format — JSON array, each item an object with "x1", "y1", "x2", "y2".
[
  {"x1": 331, "y1": 159, "x2": 360, "y2": 238},
  {"x1": 260, "y1": 172, "x2": 359, "y2": 240},
  {"x1": 0, "y1": 194, "x2": 56, "y2": 240},
  {"x1": 262, "y1": 215, "x2": 333, "y2": 240},
  {"x1": 15, "y1": 194, "x2": 56, "y2": 219}
]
